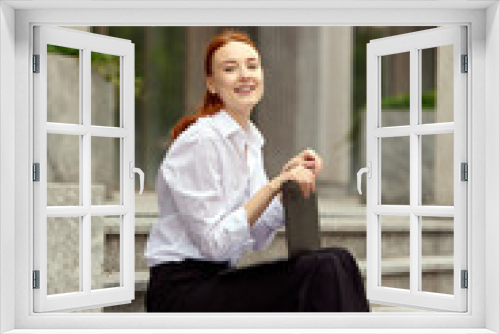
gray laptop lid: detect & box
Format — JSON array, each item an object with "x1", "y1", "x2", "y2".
[{"x1": 281, "y1": 180, "x2": 321, "y2": 257}]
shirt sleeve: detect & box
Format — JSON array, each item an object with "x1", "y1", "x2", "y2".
[
  {"x1": 162, "y1": 133, "x2": 253, "y2": 261},
  {"x1": 248, "y1": 157, "x2": 285, "y2": 251}
]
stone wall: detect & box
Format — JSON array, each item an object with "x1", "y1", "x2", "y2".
[
  {"x1": 46, "y1": 52, "x2": 118, "y2": 200},
  {"x1": 47, "y1": 183, "x2": 108, "y2": 313}
]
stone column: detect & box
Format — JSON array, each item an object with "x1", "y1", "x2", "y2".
[
  {"x1": 295, "y1": 27, "x2": 321, "y2": 163},
  {"x1": 436, "y1": 44, "x2": 454, "y2": 206},
  {"x1": 318, "y1": 26, "x2": 353, "y2": 187},
  {"x1": 256, "y1": 27, "x2": 300, "y2": 178}
]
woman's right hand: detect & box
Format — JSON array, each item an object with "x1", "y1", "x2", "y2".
[{"x1": 276, "y1": 165, "x2": 316, "y2": 198}]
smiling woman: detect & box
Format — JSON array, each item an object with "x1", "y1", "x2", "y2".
[
  {"x1": 143, "y1": 29, "x2": 370, "y2": 312},
  {"x1": 169, "y1": 30, "x2": 263, "y2": 140},
  {"x1": 205, "y1": 40, "x2": 264, "y2": 130}
]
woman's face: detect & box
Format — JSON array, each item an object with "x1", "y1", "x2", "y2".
[{"x1": 207, "y1": 41, "x2": 264, "y2": 114}]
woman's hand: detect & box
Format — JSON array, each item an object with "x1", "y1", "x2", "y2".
[
  {"x1": 247, "y1": 163, "x2": 315, "y2": 227},
  {"x1": 273, "y1": 164, "x2": 316, "y2": 199},
  {"x1": 281, "y1": 148, "x2": 324, "y2": 177}
]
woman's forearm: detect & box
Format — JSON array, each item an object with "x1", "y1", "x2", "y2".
[{"x1": 244, "y1": 175, "x2": 284, "y2": 227}]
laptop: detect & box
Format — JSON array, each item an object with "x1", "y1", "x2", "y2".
[{"x1": 281, "y1": 180, "x2": 321, "y2": 257}]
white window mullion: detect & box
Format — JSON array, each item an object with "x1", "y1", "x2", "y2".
[
  {"x1": 33, "y1": 26, "x2": 49, "y2": 310},
  {"x1": 82, "y1": 48, "x2": 91, "y2": 207},
  {"x1": 373, "y1": 126, "x2": 412, "y2": 138},
  {"x1": 409, "y1": 47, "x2": 420, "y2": 294},
  {"x1": 412, "y1": 206, "x2": 454, "y2": 217},
  {"x1": 81, "y1": 47, "x2": 92, "y2": 295},
  {"x1": 373, "y1": 123, "x2": 454, "y2": 138},
  {"x1": 122, "y1": 50, "x2": 135, "y2": 297},
  {"x1": 453, "y1": 26, "x2": 468, "y2": 311},
  {"x1": 46, "y1": 206, "x2": 129, "y2": 217},
  {"x1": 90, "y1": 126, "x2": 130, "y2": 138},
  {"x1": 372, "y1": 206, "x2": 455, "y2": 217},
  {"x1": 47, "y1": 123, "x2": 130, "y2": 138},
  {"x1": 366, "y1": 45, "x2": 379, "y2": 299},
  {"x1": 413, "y1": 122, "x2": 454, "y2": 135}
]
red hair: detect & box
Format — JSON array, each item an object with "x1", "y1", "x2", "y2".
[{"x1": 170, "y1": 29, "x2": 259, "y2": 143}]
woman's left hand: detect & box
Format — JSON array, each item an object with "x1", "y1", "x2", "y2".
[{"x1": 281, "y1": 148, "x2": 323, "y2": 177}]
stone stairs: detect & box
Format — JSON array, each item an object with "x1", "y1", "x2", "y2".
[{"x1": 98, "y1": 189, "x2": 452, "y2": 313}]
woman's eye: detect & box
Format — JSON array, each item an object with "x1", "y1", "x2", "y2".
[{"x1": 223, "y1": 64, "x2": 259, "y2": 72}]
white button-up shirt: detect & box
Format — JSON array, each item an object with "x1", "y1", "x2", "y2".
[{"x1": 145, "y1": 110, "x2": 284, "y2": 267}]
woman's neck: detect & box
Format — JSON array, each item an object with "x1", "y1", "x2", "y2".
[{"x1": 224, "y1": 107, "x2": 251, "y2": 132}]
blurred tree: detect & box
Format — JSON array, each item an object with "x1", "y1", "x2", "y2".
[
  {"x1": 93, "y1": 26, "x2": 186, "y2": 191},
  {"x1": 349, "y1": 27, "x2": 384, "y2": 195},
  {"x1": 140, "y1": 27, "x2": 186, "y2": 190}
]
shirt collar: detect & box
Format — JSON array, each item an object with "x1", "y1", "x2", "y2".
[{"x1": 211, "y1": 109, "x2": 265, "y2": 148}]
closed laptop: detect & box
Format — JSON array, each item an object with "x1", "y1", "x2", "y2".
[{"x1": 281, "y1": 180, "x2": 321, "y2": 257}]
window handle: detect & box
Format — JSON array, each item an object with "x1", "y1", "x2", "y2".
[
  {"x1": 357, "y1": 161, "x2": 372, "y2": 195},
  {"x1": 129, "y1": 161, "x2": 144, "y2": 195}
]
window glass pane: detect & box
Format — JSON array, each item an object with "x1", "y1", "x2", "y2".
[
  {"x1": 421, "y1": 133, "x2": 454, "y2": 206},
  {"x1": 421, "y1": 216, "x2": 454, "y2": 294},
  {"x1": 47, "y1": 45, "x2": 80, "y2": 124},
  {"x1": 47, "y1": 216, "x2": 81, "y2": 295},
  {"x1": 381, "y1": 52, "x2": 410, "y2": 127},
  {"x1": 91, "y1": 52, "x2": 121, "y2": 127},
  {"x1": 92, "y1": 215, "x2": 121, "y2": 290},
  {"x1": 47, "y1": 133, "x2": 80, "y2": 206},
  {"x1": 380, "y1": 215, "x2": 410, "y2": 290},
  {"x1": 421, "y1": 45, "x2": 454, "y2": 124},
  {"x1": 91, "y1": 137, "x2": 121, "y2": 206},
  {"x1": 381, "y1": 136, "x2": 410, "y2": 205}
]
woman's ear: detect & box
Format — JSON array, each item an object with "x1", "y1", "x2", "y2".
[{"x1": 206, "y1": 77, "x2": 214, "y2": 94}]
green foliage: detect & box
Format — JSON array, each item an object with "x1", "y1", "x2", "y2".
[
  {"x1": 421, "y1": 90, "x2": 436, "y2": 109},
  {"x1": 380, "y1": 90, "x2": 436, "y2": 110},
  {"x1": 46, "y1": 44, "x2": 142, "y2": 98}
]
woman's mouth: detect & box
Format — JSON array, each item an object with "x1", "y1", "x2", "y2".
[{"x1": 234, "y1": 85, "x2": 256, "y2": 96}]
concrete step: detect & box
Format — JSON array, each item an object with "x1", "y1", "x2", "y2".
[{"x1": 103, "y1": 215, "x2": 453, "y2": 273}]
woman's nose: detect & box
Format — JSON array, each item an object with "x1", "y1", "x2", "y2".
[{"x1": 239, "y1": 66, "x2": 252, "y2": 78}]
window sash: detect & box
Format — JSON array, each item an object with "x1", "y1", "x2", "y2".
[
  {"x1": 365, "y1": 26, "x2": 468, "y2": 312},
  {"x1": 32, "y1": 25, "x2": 136, "y2": 313}
]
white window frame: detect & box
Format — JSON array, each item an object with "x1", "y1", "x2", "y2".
[
  {"x1": 1, "y1": 1, "x2": 499, "y2": 333},
  {"x1": 365, "y1": 26, "x2": 468, "y2": 312},
  {"x1": 32, "y1": 25, "x2": 136, "y2": 313}
]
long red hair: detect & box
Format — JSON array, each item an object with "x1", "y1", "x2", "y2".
[{"x1": 170, "y1": 29, "x2": 259, "y2": 143}]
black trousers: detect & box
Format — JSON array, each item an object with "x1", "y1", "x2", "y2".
[{"x1": 145, "y1": 247, "x2": 370, "y2": 312}]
